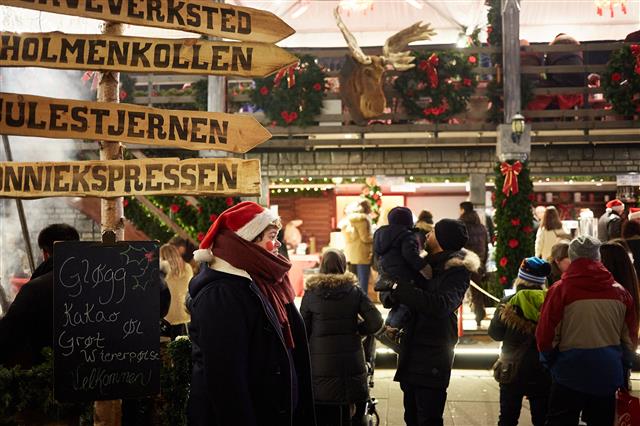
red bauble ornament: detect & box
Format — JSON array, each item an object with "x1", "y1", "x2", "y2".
[
  {"x1": 209, "y1": 213, "x2": 218, "y2": 222},
  {"x1": 522, "y1": 226, "x2": 533, "y2": 234},
  {"x1": 511, "y1": 218, "x2": 521, "y2": 226},
  {"x1": 373, "y1": 193, "x2": 380, "y2": 200},
  {"x1": 123, "y1": 198, "x2": 129, "y2": 207},
  {"x1": 508, "y1": 239, "x2": 519, "y2": 249},
  {"x1": 198, "y1": 206, "x2": 204, "y2": 213},
  {"x1": 499, "y1": 257, "x2": 508, "y2": 267},
  {"x1": 463, "y1": 78, "x2": 472, "y2": 87},
  {"x1": 499, "y1": 276, "x2": 508, "y2": 285},
  {"x1": 259, "y1": 86, "x2": 269, "y2": 95},
  {"x1": 528, "y1": 193, "x2": 536, "y2": 201},
  {"x1": 313, "y1": 82, "x2": 322, "y2": 91},
  {"x1": 225, "y1": 197, "x2": 234, "y2": 206},
  {"x1": 169, "y1": 204, "x2": 180, "y2": 214},
  {"x1": 197, "y1": 232, "x2": 205, "y2": 242},
  {"x1": 468, "y1": 56, "x2": 477, "y2": 64},
  {"x1": 611, "y1": 72, "x2": 622, "y2": 83},
  {"x1": 119, "y1": 90, "x2": 128, "y2": 101}
]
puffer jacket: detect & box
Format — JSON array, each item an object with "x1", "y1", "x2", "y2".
[
  {"x1": 373, "y1": 224, "x2": 428, "y2": 285},
  {"x1": 300, "y1": 272, "x2": 382, "y2": 405},
  {"x1": 341, "y1": 213, "x2": 373, "y2": 265},
  {"x1": 392, "y1": 249, "x2": 480, "y2": 388},
  {"x1": 488, "y1": 289, "x2": 550, "y2": 386}
]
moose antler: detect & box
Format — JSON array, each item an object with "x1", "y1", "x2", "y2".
[
  {"x1": 334, "y1": 7, "x2": 372, "y2": 65},
  {"x1": 383, "y1": 22, "x2": 437, "y2": 71}
]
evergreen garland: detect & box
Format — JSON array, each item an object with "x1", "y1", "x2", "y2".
[
  {"x1": 158, "y1": 338, "x2": 192, "y2": 426},
  {"x1": 125, "y1": 196, "x2": 238, "y2": 243},
  {"x1": 602, "y1": 44, "x2": 640, "y2": 116},
  {"x1": 250, "y1": 54, "x2": 326, "y2": 127},
  {"x1": 0, "y1": 349, "x2": 92, "y2": 425},
  {"x1": 493, "y1": 160, "x2": 535, "y2": 289},
  {"x1": 394, "y1": 50, "x2": 478, "y2": 122},
  {"x1": 192, "y1": 78, "x2": 209, "y2": 112}
]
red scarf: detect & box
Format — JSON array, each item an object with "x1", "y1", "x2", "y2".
[{"x1": 212, "y1": 229, "x2": 296, "y2": 348}]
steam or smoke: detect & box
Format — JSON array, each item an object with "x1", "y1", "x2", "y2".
[{"x1": 0, "y1": 48, "x2": 97, "y2": 301}]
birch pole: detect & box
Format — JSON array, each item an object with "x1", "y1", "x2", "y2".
[{"x1": 94, "y1": 20, "x2": 123, "y2": 426}]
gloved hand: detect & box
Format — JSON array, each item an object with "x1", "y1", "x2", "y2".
[{"x1": 374, "y1": 274, "x2": 397, "y2": 292}]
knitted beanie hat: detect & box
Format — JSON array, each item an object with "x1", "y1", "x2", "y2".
[
  {"x1": 193, "y1": 201, "x2": 280, "y2": 263},
  {"x1": 518, "y1": 257, "x2": 551, "y2": 285},
  {"x1": 568, "y1": 235, "x2": 601, "y2": 262},
  {"x1": 388, "y1": 207, "x2": 414, "y2": 228},
  {"x1": 434, "y1": 219, "x2": 469, "y2": 251}
]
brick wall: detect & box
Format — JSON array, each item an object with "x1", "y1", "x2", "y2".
[{"x1": 248, "y1": 145, "x2": 640, "y2": 177}]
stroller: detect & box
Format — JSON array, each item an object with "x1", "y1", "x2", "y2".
[{"x1": 361, "y1": 335, "x2": 380, "y2": 426}]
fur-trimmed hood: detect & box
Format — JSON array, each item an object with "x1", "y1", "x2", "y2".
[
  {"x1": 443, "y1": 249, "x2": 481, "y2": 273},
  {"x1": 305, "y1": 272, "x2": 358, "y2": 290},
  {"x1": 499, "y1": 304, "x2": 537, "y2": 335}
]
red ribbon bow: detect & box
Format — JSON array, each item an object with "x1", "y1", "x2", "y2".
[
  {"x1": 274, "y1": 65, "x2": 297, "y2": 88},
  {"x1": 500, "y1": 161, "x2": 523, "y2": 196}
]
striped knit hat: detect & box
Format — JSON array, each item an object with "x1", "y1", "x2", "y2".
[{"x1": 517, "y1": 257, "x2": 551, "y2": 285}]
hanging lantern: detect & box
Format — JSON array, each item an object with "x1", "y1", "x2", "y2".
[{"x1": 594, "y1": 0, "x2": 627, "y2": 17}]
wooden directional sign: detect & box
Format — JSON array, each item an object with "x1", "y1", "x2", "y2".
[
  {"x1": 0, "y1": 32, "x2": 297, "y2": 77},
  {"x1": 0, "y1": 92, "x2": 271, "y2": 153},
  {"x1": 2, "y1": 0, "x2": 295, "y2": 44},
  {"x1": 0, "y1": 158, "x2": 261, "y2": 198}
]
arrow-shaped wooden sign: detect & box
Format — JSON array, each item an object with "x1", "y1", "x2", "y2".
[
  {"x1": 1, "y1": 0, "x2": 295, "y2": 44},
  {"x1": 0, "y1": 32, "x2": 297, "y2": 77},
  {"x1": 0, "y1": 157, "x2": 261, "y2": 198},
  {"x1": 0, "y1": 92, "x2": 271, "y2": 153}
]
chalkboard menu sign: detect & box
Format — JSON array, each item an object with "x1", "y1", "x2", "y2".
[{"x1": 53, "y1": 241, "x2": 160, "y2": 402}]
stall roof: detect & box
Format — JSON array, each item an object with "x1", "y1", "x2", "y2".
[{"x1": 2, "y1": 1, "x2": 639, "y2": 47}]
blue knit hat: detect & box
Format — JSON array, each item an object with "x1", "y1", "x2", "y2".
[{"x1": 518, "y1": 257, "x2": 551, "y2": 285}]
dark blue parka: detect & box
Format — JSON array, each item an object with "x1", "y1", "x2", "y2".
[
  {"x1": 374, "y1": 224, "x2": 428, "y2": 285},
  {"x1": 187, "y1": 264, "x2": 315, "y2": 426}
]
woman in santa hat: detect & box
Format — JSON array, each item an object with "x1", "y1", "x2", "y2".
[{"x1": 187, "y1": 201, "x2": 316, "y2": 426}]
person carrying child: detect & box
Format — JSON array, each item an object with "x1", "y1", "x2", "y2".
[{"x1": 373, "y1": 206, "x2": 430, "y2": 352}]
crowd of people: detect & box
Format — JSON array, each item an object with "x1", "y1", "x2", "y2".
[{"x1": 1, "y1": 196, "x2": 639, "y2": 426}]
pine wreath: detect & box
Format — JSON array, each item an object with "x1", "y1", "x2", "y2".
[
  {"x1": 602, "y1": 44, "x2": 640, "y2": 116},
  {"x1": 493, "y1": 160, "x2": 535, "y2": 290},
  {"x1": 250, "y1": 54, "x2": 326, "y2": 127},
  {"x1": 394, "y1": 50, "x2": 478, "y2": 122}
]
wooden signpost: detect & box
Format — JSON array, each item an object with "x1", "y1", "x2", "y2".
[
  {"x1": 0, "y1": 92, "x2": 271, "y2": 153},
  {"x1": 2, "y1": 0, "x2": 295, "y2": 44},
  {"x1": 0, "y1": 32, "x2": 297, "y2": 77},
  {"x1": 0, "y1": 157, "x2": 261, "y2": 198}
]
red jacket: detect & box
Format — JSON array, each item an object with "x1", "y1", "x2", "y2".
[{"x1": 536, "y1": 258, "x2": 638, "y2": 395}]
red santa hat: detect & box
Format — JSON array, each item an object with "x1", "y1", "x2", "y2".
[
  {"x1": 606, "y1": 199, "x2": 624, "y2": 209},
  {"x1": 193, "y1": 201, "x2": 280, "y2": 263},
  {"x1": 629, "y1": 207, "x2": 640, "y2": 221}
]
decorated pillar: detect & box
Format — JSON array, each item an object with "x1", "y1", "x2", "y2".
[{"x1": 494, "y1": 0, "x2": 534, "y2": 290}]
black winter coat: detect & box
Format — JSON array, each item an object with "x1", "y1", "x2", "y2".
[
  {"x1": 488, "y1": 295, "x2": 550, "y2": 386},
  {"x1": 300, "y1": 273, "x2": 382, "y2": 405},
  {"x1": 373, "y1": 225, "x2": 428, "y2": 285},
  {"x1": 0, "y1": 258, "x2": 54, "y2": 367},
  {"x1": 187, "y1": 265, "x2": 315, "y2": 426},
  {"x1": 392, "y1": 250, "x2": 479, "y2": 388}
]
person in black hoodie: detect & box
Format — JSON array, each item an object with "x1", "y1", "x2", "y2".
[
  {"x1": 388, "y1": 219, "x2": 479, "y2": 426},
  {"x1": 0, "y1": 224, "x2": 79, "y2": 368},
  {"x1": 187, "y1": 202, "x2": 315, "y2": 426},
  {"x1": 301, "y1": 249, "x2": 382, "y2": 426},
  {"x1": 488, "y1": 257, "x2": 551, "y2": 426},
  {"x1": 373, "y1": 206, "x2": 429, "y2": 351}
]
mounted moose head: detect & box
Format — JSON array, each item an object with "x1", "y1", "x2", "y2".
[{"x1": 334, "y1": 8, "x2": 436, "y2": 124}]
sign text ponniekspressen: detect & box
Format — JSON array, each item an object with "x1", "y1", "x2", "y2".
[{"x1": 0, "y1": 158, "x2": 261, "y2": 198}]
